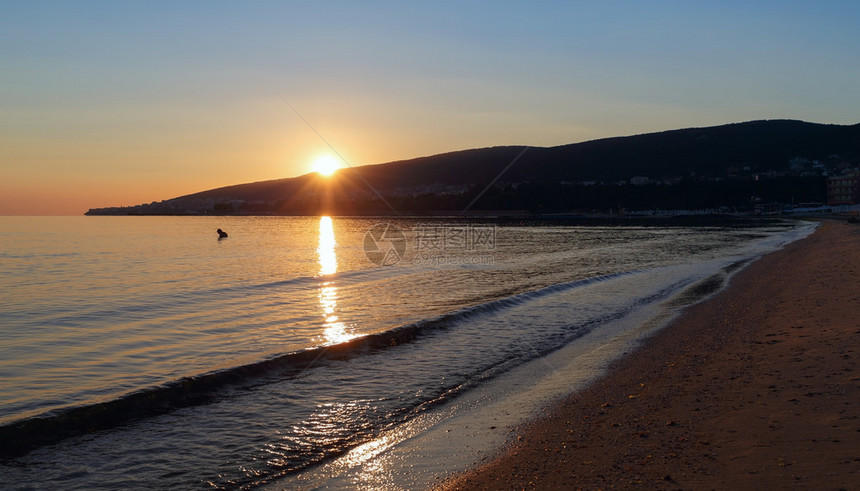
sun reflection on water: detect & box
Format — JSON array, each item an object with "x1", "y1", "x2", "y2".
[
  {"x1": 317, "y1": 216, "x2": 357, "y2": 345},
  {"x1": 317, "y1": 216, "x2": 337, "y2": 276}
]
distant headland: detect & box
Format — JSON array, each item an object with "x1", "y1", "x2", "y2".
[{"x1": 86, "y1": 120, "x2": 860, "y2": 217}]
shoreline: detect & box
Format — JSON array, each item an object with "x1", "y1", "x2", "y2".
[
  {"x1": 272, "y1": 221, "x2": 815, "y2": 489},
  {"x1": 443, "y1": 219, "x2": 860, "y2": 489}
]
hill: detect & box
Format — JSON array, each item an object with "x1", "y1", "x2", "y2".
[{"x1": 86, "y1": 120, "x2": 860, "y2": 216}]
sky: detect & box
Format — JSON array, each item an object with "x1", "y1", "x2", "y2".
[{"x1": 2, "y1": 1, "x2": 859, "y2": 215}]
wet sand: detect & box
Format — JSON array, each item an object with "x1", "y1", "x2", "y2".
[{"x1": 443, "y1": 220, "x2": 860, "y2": 489}]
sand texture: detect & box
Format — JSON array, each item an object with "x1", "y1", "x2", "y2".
[{"x1": 444, "y1": 220, "x2": 860, "y2": 490}]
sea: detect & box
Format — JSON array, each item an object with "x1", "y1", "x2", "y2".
[{"x1": 0, "y1": 215, "x2": 815, "y2": 489}]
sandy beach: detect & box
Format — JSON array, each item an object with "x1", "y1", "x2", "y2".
[{"x1": 444, "y1": 220, "x2": 860, "y2": 490}]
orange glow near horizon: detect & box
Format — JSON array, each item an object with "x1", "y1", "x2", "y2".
[{"x1": 4, "y1": 2, "x2": 859, "y2": 217}]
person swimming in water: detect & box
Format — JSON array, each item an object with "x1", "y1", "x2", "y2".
[{"x1": 217, "y1": 228, "x2": 228, "y2": 239}]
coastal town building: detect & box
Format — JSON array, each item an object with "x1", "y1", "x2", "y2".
[{"x1": 827, "y1": 172, "x2": 860, "y2": 205}]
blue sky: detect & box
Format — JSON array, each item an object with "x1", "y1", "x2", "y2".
[{"x1": 2, "y1": 1, "x2": 859, "y2": 214}]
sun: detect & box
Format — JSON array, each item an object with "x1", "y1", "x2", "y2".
[{"x1": 312, "y1": 155, "x2": 342, "y2": 177}]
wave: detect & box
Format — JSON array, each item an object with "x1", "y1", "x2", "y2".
[{"x1": 0, "y1": 270, "x2": 644, "y2": 459}]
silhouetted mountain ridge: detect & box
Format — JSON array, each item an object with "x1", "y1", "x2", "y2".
[{"x1": 86, "y1": 119, "x2": 860, "y2": 215}]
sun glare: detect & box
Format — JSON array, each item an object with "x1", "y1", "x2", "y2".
[{"x1": 313, "y1": 155, "x2": 341, "y2": 176}]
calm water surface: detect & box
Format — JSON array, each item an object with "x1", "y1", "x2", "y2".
[{"x1": 0, "y1": 216, "x2": 813, "y2": 488}]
